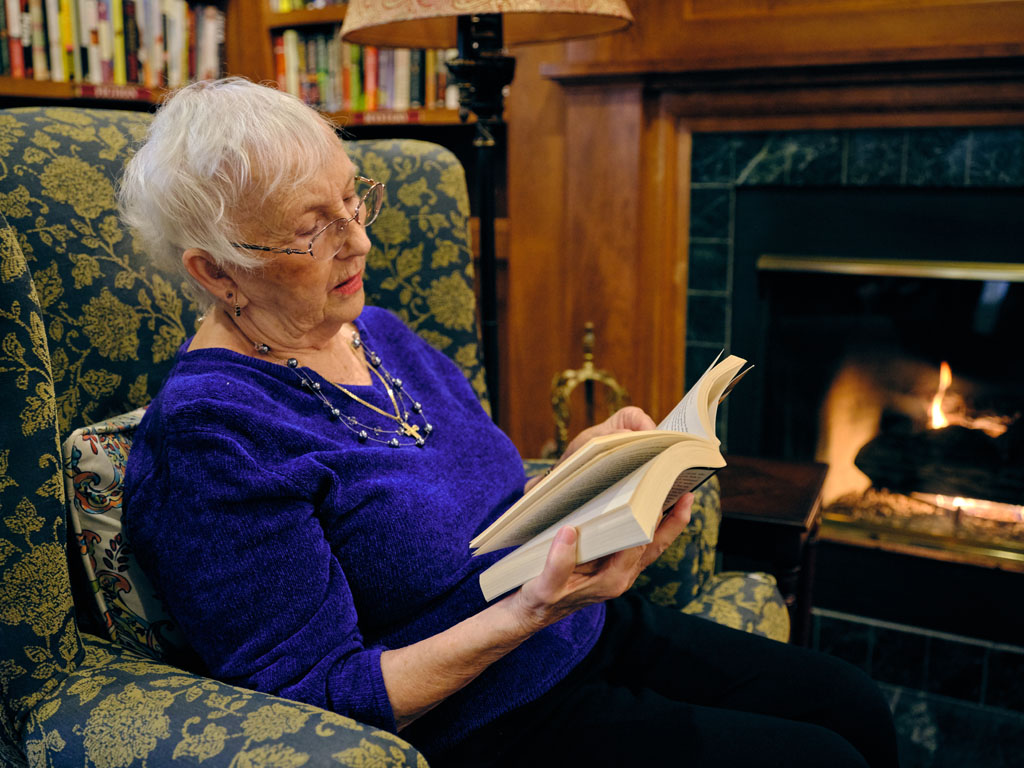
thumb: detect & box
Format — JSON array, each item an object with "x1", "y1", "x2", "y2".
[{"x1": 535, "y1": 526, "x2": 579, "y2": 595}]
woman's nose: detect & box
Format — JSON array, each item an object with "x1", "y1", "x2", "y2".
[{"x1": 338, "y1": 218, "x2": 371, "y2": 257}]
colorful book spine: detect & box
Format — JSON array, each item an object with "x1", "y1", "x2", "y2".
[
  {"x1": 271, "y1": 31, "x2": 285, "y2": 89},
  {"x1": 392, "y1": 47, "x2": 410, "y2": 110},
  {"x1": 315, "y1": 34, "x2": 328, "y2": 110},
  {"x1": 20, "y1": 0, "x2": 33, "y2": 79},
  {"x1": 4, "y1": 0, "x2": 24, "y2": 77},
  {"x1": 444, "y1": 48, "x2": 459, "y2": 109},
  {"x1": 0, "y1": 0, "x2": 9, "y2": 75},
  {"x1": 197, "y1": 5, "x2": 219, "y2": 80},
  {"x1": 80, "y1": 0, "x2": 101, "y2": 84},
  {"x1": 44, "y1": 0, "x2": 64, "y2": 81},
  {"x1": 58, "y1": 0, "x2": 76, "y2": 80},
  {"x1": 325, "y1": 30, "x2": 340, "y2": 112},
  {"x1": 186, "y1": 2, "x2": 195, "y2": 81},
  {"x1": 146, "y1": 0, "x2": 163, "y2": 86},
  {"x1": 408, "y1": 48, "x2": 424, "y2": 108},
  {"x1": 96, "y1": 0, "x2": 113, "y2": 83},
  {"x1": 29, "y1": 0, "x2": 48, "y2": 80},
  {"x1": 124, "y1": 0, "x2": 139, "y2": 82},
  {"x1": 282, "y1": 27, "x2": 299, "y2": 97},
  {"x1": 362, "y1": 44, "x2": 377, "y2": 111},
  {"x1": 110, "y1": 0, "x2": 126, "y2": 84},
  {"x1": 348, "y1": 41, "x2": 362, "y2": 111},
  {"x1": 340, "y1": 39, "x2": 351, "y2": 109}
]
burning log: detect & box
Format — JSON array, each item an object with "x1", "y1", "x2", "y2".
[{"x1": 854, "y1": 420, "x2": 1024, "y2": 506}]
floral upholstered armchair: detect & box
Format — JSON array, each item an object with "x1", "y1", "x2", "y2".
[{"x1": 0, "y1": 106, "x2": 787, "y2": 768}]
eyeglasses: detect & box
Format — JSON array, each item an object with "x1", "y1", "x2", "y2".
[{"x1": 231, "y1": 176, "x2": 385, "y2": 260}]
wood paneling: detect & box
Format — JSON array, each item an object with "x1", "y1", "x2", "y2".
[{"x1": 506, "y1": 43, "x2": 573, "y2": 451}]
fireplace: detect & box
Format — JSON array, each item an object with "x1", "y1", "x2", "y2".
[
  {"x1": 741, "y1": 254, "x2": 1023, "y2": 567},
  {"x1": 687, "y1": 126, "x2": 1024, "y2": 569}
]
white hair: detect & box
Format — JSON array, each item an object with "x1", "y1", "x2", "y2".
[{"x1": 118, "y1": 77, "x2": 343, "y2": 305}]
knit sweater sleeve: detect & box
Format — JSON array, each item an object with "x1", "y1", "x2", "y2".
[{"x1": 126, "y1": 414, "x2": 396, "y2": 731}]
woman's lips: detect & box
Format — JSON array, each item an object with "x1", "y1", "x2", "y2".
[{"x1": 333, "y1": 271, "x2": 363, "y2": 296}]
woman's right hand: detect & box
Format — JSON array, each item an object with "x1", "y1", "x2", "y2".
[{"x1": 507, "y1": 492, "x2": 694, "y2": 632}]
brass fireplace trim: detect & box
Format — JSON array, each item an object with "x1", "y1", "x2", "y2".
[
  {"x1": 757, "y1": 255, "x2": 1024, "y2": 282},
  {"x1": 822, "y1": 512, "x2": 1024, "y2": 573}
]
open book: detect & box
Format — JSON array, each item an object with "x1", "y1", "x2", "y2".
[{"x1": 473, "y1": 353, "x2": 752, "y2": 602}]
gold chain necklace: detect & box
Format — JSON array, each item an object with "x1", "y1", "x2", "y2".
[{"x1": 230, "y1": 314, "x2": 432, "y2": 447}]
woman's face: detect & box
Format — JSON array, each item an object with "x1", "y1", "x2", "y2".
[{"x1": 233, "y1": 142, "x2": 372, "y2": 339}]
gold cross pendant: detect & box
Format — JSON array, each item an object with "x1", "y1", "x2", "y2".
[{"x1": 402, "y1": 422, "x2": 422, "y2": 440}]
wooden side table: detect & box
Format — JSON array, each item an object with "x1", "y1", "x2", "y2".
[{"x1": 719, "y1": 455, "x2": 828, "y2": 646}]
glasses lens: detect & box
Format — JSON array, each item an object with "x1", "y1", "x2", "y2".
[{"x1": 359, "y1": 183, "x2": 384, "y2": 228}]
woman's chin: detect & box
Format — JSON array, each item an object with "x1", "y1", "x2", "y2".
[{"x1": 329, "y1": 286, "x2": 365, "y2": 325}]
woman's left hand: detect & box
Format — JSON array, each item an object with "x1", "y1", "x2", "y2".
[
  {"x1": 525, "y1": 406, "x2": 657, "y2": 494},
  {"x1": 509, "y1": 491, "x2": 694, "y2": 632}
]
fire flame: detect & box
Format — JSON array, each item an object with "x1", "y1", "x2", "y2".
[
  {"x1": 926, "y1": 361, "x2": 1010, "y2": 437},
  {"x1": 929, "y1": 361, "x2": 952, "y2": 429}
]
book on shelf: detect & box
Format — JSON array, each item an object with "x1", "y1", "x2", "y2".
[
  {"x1": 472, "y1": 353, "x2": 753, "y2": 602},
  {"x1": 110, "y1": 0, "x2": 125, "y2": 84},
  {"x1": 60, "y1": 0, "x2": 81, "y2": 83},
  {"x1": 43, "y1": 0, "x2": 63, "y2": 80},
  {"x1": 273, "y1": 29, "x2": 457, "y2": 116},
  {"x1": 0, "y1": 0, "x2": 9, "y2": 75},
  {"x1": 29, "y1": 0, "x2": 48, "y2": 80},
  {"x1": 0, "y1": 0, "x2": 224, "y2": 91},
  {"x1": 362, "y1": 44, "x2": 376, "y2": 110},
  {"x1": 3, "y1": 0, "x2": 24, "y2": 77}
]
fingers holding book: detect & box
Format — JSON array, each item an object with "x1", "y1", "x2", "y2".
[{"x1": 509, "y1": 492, "x2": 695, "y2": 632}]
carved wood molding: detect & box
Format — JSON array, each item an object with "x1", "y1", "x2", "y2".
[{"x1": 546, "y1": 56, "x2": 1024, "y2": 129}]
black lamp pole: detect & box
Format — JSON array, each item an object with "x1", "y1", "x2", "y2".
[{"x1": 446, "y1": 14, "x2": 515, "y2": 422}]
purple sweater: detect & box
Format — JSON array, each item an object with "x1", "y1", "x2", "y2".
[{"x1": 124, "y1": 306, "x2": 605, "y2": 755}]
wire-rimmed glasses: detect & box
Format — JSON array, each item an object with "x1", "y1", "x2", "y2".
[{"x1": 231, "y1": 176, "x2": 385, "y2": 259}]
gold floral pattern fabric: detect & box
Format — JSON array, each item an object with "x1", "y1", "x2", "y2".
[
  {"x1": 0, "y1": 108, "x2": 193, "y2": 439},
  {"x1": 681, "y1": 572, "x2": 791, "y2": 640},
  {"x1": 0, "y1": 217, "x2": 83, "y2": 765},
  {"x1": 20, "y1": 634, "x2": 427, "y2": 768}
]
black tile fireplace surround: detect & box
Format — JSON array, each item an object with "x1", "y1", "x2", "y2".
[{"x1": 686, "y1": 126, "x2": 1024, "y2": 448}]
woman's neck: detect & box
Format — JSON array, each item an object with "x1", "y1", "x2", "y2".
[{"x1": 190, "y1": 309, "x2": 372, "y2": 385}]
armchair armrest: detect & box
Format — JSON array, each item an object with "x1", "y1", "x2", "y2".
[{"x1": 20, "y1": 634, "x2": 426, "y2": 768}]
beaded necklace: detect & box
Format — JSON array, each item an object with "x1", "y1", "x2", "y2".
[{"x1": 232, "y1": 315, "x2": 432, "y2": 448}]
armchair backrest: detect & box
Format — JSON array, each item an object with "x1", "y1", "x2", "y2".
[{"x1": 0, "y1": 105, "x2": 485, "y2": 752}]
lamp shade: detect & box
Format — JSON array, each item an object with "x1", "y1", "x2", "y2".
[{"x1": 341, "y1": 1, "x2": 634, "y2": 48}]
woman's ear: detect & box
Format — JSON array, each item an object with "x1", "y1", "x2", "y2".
[{"x1": 183, "y1": 249, "x2": 237, "y2": 304}]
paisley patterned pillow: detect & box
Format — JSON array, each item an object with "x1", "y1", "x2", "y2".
[{"x1": 62, "y1": 408, "x2": 197, "y2": 668}]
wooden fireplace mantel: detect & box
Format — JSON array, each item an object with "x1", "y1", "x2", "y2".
[{"x1": 543, "y1": 55, "x2": 1024, "y2": 131}]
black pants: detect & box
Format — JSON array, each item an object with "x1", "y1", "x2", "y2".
[{"x1": 438, "y1": 593, "x2": 899, "y2": 767}]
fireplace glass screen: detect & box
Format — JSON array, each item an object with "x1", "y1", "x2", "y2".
[{"x1": 730, "y1": 186, "x2": 1024, "y2": 566}]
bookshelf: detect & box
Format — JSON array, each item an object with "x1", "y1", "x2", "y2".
[
  {"x1": 0, "y1": 0, "x2": 466, "y2": 127},
  {"x1": 236, "y1": 1, "x2": 465, "y2": 126}
]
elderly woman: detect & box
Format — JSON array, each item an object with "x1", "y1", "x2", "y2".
[{"x1": 120, "y1": 78, "x2": 897, "y2": 768}]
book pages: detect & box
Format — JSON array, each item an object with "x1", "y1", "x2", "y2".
[
  {"x1": 473, "y1": 437, "x2": 686, "y2": 554},
  {"x1": 656, "y1": 351, "x2": 723, "y2": 437}
]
